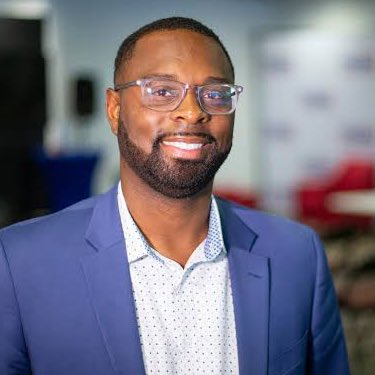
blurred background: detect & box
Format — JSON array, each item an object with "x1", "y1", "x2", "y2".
[{"x1": 0, "y1": 0, "x2": 374, "y2": 373}]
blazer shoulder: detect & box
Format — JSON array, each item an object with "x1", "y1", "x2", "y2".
[
  {"x1": 215, "y1": 196, "x2": 322, "y2": 266},
  {"x1": 215, "y1": 196, "x2": 314, "y2": 237},
  {"x1": 0, "y1": 194, "x2": 100, "y2": 250}
]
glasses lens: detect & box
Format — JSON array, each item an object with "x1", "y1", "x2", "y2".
[
  {"x1": 142, "y1": 80, "x2": 182, "y2": 110},
  {"x1": 199, "y1": 84, "x2": 237, "y2": 114}
]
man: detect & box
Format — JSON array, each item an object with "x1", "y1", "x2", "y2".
[{"x1": 0, "y1": 17, "x2": 350, "y2": 375}]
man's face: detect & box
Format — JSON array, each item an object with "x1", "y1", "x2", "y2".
[{"x1": 107, "y1": 29, "x2": 235, "y2": 198}]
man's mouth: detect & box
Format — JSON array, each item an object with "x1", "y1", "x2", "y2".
[
  {"x1": 161, "y1": 141, "x2": 204, "y2": 151},
  {"x1": 158, "y1": 133, "x2": 214, "y2": 160}
]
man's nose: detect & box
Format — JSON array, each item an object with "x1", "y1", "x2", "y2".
[{"x1": 170, "y1": 90, "x2": 210, "y2": 124}]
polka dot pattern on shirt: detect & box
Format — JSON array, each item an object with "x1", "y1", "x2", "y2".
[{"x1": 118, "y1": 184, "x2": 239, "y2": 374}]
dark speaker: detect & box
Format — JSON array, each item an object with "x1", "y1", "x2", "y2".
[{"x1": 74, "y1": 77, "x2": 95, "y2": 116}]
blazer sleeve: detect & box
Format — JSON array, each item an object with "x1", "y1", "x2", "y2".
[
  {"x1": 308, "y1": 231, "x2": 351, "y2": 375},
  {"x1": 0, "y1": 237, "x2": 31, "y2": 375}
]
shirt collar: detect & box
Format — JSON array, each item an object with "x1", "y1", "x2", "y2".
[
  {"x1": 204, "y1": 196, "x2": 226, "y2": 260},
  {"x1": 117, "y1": 182, "x2": 226, "y2": 265}
]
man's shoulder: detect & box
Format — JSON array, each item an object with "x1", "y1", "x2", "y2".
[
  {"x1": 0, "y1": 192, "x2": 106, "y2": 247},
  {"x1": 216, "y1": 197, "x2": 322, "y2": 267}
]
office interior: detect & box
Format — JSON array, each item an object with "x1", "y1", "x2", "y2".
[{"x1": 0, "y1": 0, "x2": 374, "y2": 373}]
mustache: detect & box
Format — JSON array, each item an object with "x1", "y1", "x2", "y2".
[{"x1": 154, "y1": 132, "x2": 216, "y2": 145}]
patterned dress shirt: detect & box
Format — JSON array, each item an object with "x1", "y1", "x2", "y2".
[{"x1": 117, "y1": 184, "x2": 239, "y2": 374}]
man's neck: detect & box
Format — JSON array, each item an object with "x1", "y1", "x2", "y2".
[{"x1": 120, "y1": 170, "x2": 213, "y2": 267}]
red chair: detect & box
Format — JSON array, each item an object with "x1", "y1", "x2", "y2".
[{"x1": 295, "y1": 159, "x2": 374, "y2": 232}]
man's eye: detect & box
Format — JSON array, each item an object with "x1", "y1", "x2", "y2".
[
  {"x1": 206, "y1": 91, "x2": 224, "y2": 99},
  {"x1": 205, "y1": 90, "x2": 232, "y2": 101},
  {"x1": 154, "y1": 88, "x2": 170, "y2": 96},
  {"x1": 148, "y1": 87, "x2": 178, "y2": 97}
]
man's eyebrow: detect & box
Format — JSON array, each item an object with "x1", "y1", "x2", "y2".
[
  {"x1": 140, "y1": 74, "x2": 232, "y2": 84},
  {"x1": 141, "y1": 74, "x2": 178, "y2": 80},
  {"x1": 204, "y1": 76, "x2": 232, "y2": 84}
]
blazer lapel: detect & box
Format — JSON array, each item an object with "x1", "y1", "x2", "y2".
[
  {"x1": 218, "y1": 200, "x2": 270, "y2": 375},
  {"x1": 81, "y1": 188, "x2": 145, "y2": 375}
]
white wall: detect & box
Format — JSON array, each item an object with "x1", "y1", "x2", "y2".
[{"x1": 258, "y1": 1, "x2": 375, "y2": 214}]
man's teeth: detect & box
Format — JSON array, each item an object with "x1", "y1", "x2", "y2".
[{"x1": 163, "y1": 141, "x2": 203, "y2": 150}]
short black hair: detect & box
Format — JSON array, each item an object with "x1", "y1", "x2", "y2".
[{"x1": 113, "y1": 16, "x2": 234, "y2": 84}]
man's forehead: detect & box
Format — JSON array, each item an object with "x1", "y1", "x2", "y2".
[{"x1": 119, "y1": 29, "x2": 233, "y2": 81}]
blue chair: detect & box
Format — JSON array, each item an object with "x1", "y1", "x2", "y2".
[{"x1": 34, "y1": 149, "x2": 99, "y2": 212}]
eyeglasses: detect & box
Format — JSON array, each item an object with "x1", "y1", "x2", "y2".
[{"x1": 114, "y1": 78, "x2": 243, "y2": 115}]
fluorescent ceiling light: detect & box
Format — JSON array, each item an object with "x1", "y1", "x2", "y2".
[{"x1": 0, "y1": 1, "x2": 50, "y2": 19}]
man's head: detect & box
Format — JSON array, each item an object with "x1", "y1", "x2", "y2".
[
  {"x1": 113, "y1": 17, "x2": 235, "y2": 85},
  {"x1": 106, "y1": 17, "x2": 241, "y2": 199}
]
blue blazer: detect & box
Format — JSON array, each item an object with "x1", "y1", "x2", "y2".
[{"x1": 0, "y1": 187, "x2": 350, "y2": 375}]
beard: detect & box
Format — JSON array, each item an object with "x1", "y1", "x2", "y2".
[{"x1": 117, "y1": 119, "x2": 231, "y2": 199}]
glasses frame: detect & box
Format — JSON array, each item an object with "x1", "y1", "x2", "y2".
[{"x1": 114, "y1": 78, "x2": 243, "y2": 115}]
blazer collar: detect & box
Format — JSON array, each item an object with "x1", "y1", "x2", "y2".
[
  {"x1": 217, "y1": 199, "x2": 270, "y2": 375},
  {"x1": 85, "y1": 186, "x2": 123, "y2": 251}
]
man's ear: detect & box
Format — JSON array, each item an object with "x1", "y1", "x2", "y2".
[{"x1": 106, "y1": 88, "x2": 120, "y2": 135}]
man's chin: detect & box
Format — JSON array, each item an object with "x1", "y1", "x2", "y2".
[
  {"x1": 127, "y1": 160, "x2": 219, "y2": 199},
  {"x1": 149, "y1": 179, "x2": 213, "y2": 200}
]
